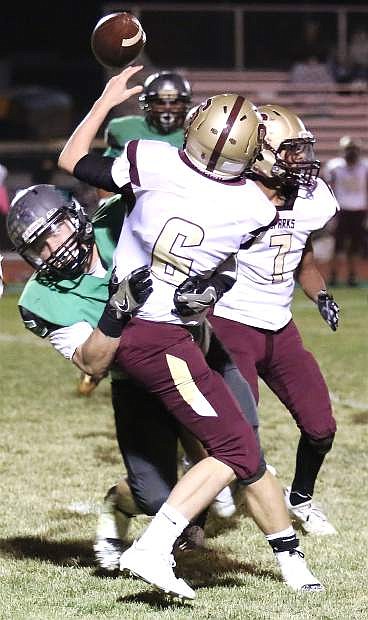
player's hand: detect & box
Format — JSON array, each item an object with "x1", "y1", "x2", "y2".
[
  {"x1": 173, "y1": 272, "x2": 235, "y2": 317},
  {"x1": 100, "y1": 65, "x2": 144, "y2": 108},
  {"x1": 317, "y1": 290, "x2": 339, "y2": 331},
  {"x1": 108, "y1": 266, "x2": 152, "y2": 319}
]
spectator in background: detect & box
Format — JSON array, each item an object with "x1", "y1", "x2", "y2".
[
  {"x1": 289, "y1": 55, "x2": 335, "y2": 86},
  {"x1": 348, "y1": 28, "x2": 368, "y2": 83},
  {"x1": 323, "y1": 136, "x2": 368, "y2": 286},
  {"x1": 289, "y1": 19, "x2": 335, "y2": 86},
  {"x1": 288, "y1": 54, "x2": 335, "y2": 118},
  {"x1": 332, "y1": 28, "x2": 368, "y2": 87}
]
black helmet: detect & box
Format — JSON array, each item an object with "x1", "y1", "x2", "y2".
[
  {"x1": 7, "y1": 184, "x2": 94, "y2": 279},
  {"x1": 138, "y1": 71, "x2": 192, "y2": 134}
]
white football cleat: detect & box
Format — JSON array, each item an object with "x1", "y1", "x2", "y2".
[
  {"x1": 94, "y1": 537, "x2": 125, "y2": 572},
  {"x1": 275, "y1": 547, "x2": 324, "y2": 592},
  {"x1": 94, "y1": 486, "x2": 131, "y2": 571},
  {"x1": 284, "y1": 487, "x2": 337, "y2": 535},
  {"x1": 211, "y1": 485, "x2": 236, "y2": 518},
  {"x1": 120, "y1": 541, "x2": 196, "y2": 600}
]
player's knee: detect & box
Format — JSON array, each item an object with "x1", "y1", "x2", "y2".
[
  {"x1": 209, "y1": 412, "x2": 265, "y2": 481},
  {"x1": 238, "y1": 459, "x2": 267, "y2": 486},
  {"x1": 132, "y1": 486, "x2": 171, "y2": 516},
  {"x1": 213, "y1": 437, "x2": 263, "y2": 482},
  {"x1": 304, "y1": 432, "x2": 335, "y2": 456}
]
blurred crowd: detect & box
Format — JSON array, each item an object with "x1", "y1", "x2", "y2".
[{"x1": 1, "y1": 15, "x2": 368, "y2": 285}]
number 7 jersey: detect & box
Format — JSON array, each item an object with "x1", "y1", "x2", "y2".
[{"x1": 214, "y1": 178, "x2": 339, "y2": 330}]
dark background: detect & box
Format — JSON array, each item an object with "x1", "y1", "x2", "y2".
[
  {"x1": 0, "y1": 1, "x2": 367, "y2": 249},
  {"x1": 0, "y1": 1, "x2": 367, "y2": 123},
  {"x1": 0, "y1": 1, "x2": 367, "y2": 139}
]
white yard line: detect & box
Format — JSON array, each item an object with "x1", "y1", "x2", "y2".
[
  {"x1": 66, "y1": 501, "x2": 100, "y2": 515},
  {"x1": 0, "y1": 332, "x2": 47, "y2": 346},
  {"x1": 330, "y1": 391, "x2": 368, "y2": 412}
]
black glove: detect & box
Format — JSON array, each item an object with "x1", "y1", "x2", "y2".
[
  {"x1": 98, "y1": 266, "x2": 152, "y2": 337},
  {"x1": 317, "y1": 290, "x2": 339, "y2": 331},
  {"x1": 108, "y1": 266, "x2": 153, "y2": 318},
  {"x1": 173, "y1": 272, "x2": 234, "y2": 317}
]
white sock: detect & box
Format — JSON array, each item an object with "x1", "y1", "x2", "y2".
[
  {"x1": 265, "y1": 526, "x2": 296, "y2": 542},
  {"x1": 214, "y1": 485, "x2": 233, "y2": 502},
  {"x1": 136, "y1": 503, "x2": 189, "y2": 555}
]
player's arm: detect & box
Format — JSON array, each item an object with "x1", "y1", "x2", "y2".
[
  {"x1": 75, "y1": 265, "x2": 152, "y2": 374},
  {"x1": 58, "y1": 65, "x2": 143, "y2": 176},
  {"x1": 295, "y1": 237, "x2": 326, "y2": 303},
  {"x1": 19, "y1": 305, "x2": 112, "y2": 379},
  {"x1": 96, "y1": 124, "x2": 124, "y2": 201},
  {"x1": 19, "y1": 266, "x2": 152, "y2": 377},
  {"x1": 72, "y1": 329, "x2": 119, "y2": 379},
  {"x1": 295, "y1": 237, "x2": 339, "y2": 331}
]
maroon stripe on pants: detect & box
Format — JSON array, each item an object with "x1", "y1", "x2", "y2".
[{"x1": 115, "y1": 318, "x2": 261, "y2": 480}]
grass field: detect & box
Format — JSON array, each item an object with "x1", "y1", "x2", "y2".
[{"x1": 0, "y1": 288, "x2": 367, "y2": 619}]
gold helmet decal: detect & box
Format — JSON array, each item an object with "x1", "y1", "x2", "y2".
[{"x1": 184, "y1": 94, "x2": 264, "y2": 179}]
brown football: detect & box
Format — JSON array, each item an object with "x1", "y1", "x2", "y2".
[{"x1": 91, "y1": 12, "x2": 146, "y2": 69}]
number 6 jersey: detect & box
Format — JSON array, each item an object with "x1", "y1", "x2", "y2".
[{"x1": 110, "y1": 139, "x2": 278, "y2": 324}]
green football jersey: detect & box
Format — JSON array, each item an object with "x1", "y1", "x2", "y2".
[
  {"x1": 104, "y1": 115, "x2": 184, "y2": 158},
  {"x1": 19, "y1": 195, "x2": 125, "y2": 331}
]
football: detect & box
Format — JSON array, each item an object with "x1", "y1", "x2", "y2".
[{"x1": 91, "y1": 12, "x2": 146, "y2": 69}]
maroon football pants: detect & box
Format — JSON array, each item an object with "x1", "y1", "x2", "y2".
[
  {"x1": 210, "y1": 316, "x2": 336, "y2": 440},
  {"x1": 115, "y1": 318, "x2": 264, "y2": 481}
]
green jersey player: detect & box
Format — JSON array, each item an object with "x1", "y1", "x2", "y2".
[
  {"x1": 104, "y1": 71, "x2": 192, "y2": 158},
  {"x1": 7, "y1": 183, "x2": 260, "y2": 573}
]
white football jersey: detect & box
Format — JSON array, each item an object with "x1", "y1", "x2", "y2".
[
  {"x1": 214, "y1": 178, "x2": 339, "y2": 330},
  {"x1": 112, "y1": 140, "x2": 277, "y2": 324},
  {"x1": 323, "y1": 157, "x2": 368, "y2": 211}
]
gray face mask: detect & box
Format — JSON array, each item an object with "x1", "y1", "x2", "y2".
[{"x1": 159, "y1": 111, "x2": 176, "y2": 131}]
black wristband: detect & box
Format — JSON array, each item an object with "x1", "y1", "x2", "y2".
[{"x1": 97, "y1": 305, "x2": 129, "y2": 338}]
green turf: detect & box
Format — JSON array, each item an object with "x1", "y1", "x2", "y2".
[{"x1": 0, "y1": 289, "x2": 367, "y2": 619}]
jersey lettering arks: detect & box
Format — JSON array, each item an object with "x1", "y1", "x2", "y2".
[{"x1": 214, "y1": 178, "x2": 339, "y2": 331}]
